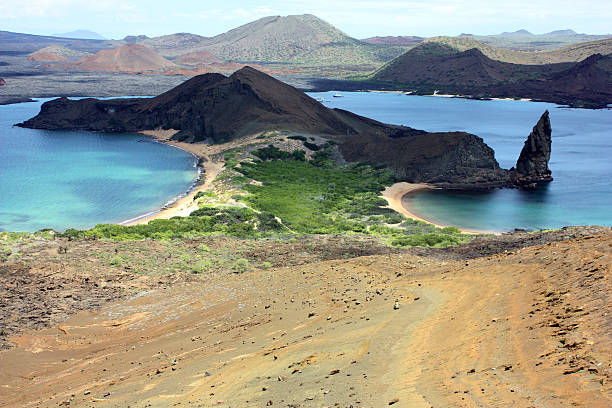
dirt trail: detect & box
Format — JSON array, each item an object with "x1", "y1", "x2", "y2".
[{"x1": 0, "y1": 232, "x2": 610, "y2": 407}]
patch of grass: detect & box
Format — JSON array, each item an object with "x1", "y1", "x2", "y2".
[{"x1": 194, "y1": 191, "x2": 218, "y2": 200}]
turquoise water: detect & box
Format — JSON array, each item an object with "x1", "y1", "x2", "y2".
[
  {"x1": 0, "y1": 99, "x2": 198, "y2": 232},
  {"x1": 311, "y1": 92, "x2": 612, "y2": 232}
]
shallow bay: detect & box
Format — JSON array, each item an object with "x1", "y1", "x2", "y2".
[
  {"x1": 312, "y1": 92, "x2": 612, "y2": 232},
  {"x1": 0, "y1": 99, "x2": 198, "y2": 232}
]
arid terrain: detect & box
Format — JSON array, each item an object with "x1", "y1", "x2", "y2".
[{"x1": 0, "y1": 226, "x2": 609, "y2": 407}]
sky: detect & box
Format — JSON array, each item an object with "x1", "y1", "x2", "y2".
[{"x1": 1, "y1": 0, "x2": 611, "y2": 40}]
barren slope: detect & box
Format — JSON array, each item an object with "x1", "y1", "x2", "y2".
[
  {"x1": 67, "y1": 44, "x2": 176, "y2": 73},
  {"x1": 1, "y1": 230, "x2": 609, "y2": 407}
]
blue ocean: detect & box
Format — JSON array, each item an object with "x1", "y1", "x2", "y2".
[
  {"x1": 312, "y1": 92, "x2": 612, "y2": 232},
  {"x1": 0, "y1": 99, "x2": 198, "y2": 232}
]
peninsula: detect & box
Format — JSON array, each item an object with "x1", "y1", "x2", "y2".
[{"x1": 19, "y1": 66, "x2": 551, "y2": 190}]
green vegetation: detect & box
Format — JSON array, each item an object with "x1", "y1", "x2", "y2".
[
  {"x1": 194, "y1": 191, "x2": 217, "y2": 200},
  {"x1": 232, "y1": 258, "x2": 250, "y2": 273},
  {"x1": 59, "y1": 206, "x2": 288, "y2": 241},
  {"x1": 0, "y1": 230, "x2": 55, "y2": 261},
  {"x1": 234, "y1": 152, "x2": 469, "y2": 247},
  {"x1": 52, "y1": 141, "x2": 470, "y2": 248},
  {"x1": 252, "y1": 144, "x2": 306, "y2": 161},
  {"x1": 287, "y1": 135, "x2": 307, "y2": 142},
  {"x1": 303, "y1": 141, "x2": 321, "y2": 151}
]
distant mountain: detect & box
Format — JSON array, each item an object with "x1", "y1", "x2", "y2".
[
  {"x1": 420, "y1": 36, "x2": 612, "y2": 65},
  {"x1": 140, "y1": 33, "x2": 210, "y2": 57},
  {"x1": 123, "y1": 35, "x2": 150, "y2": 44},
  {"x1": 66, "y1": 44, "x2": 175, "y2": 73},
  {"x1": 372, "y1": 42, "x2": 612, "y2": 107},
  {"x1": 469, "y1": 29, "x2": 612, "y2": 52},
  {"x1": 501, "y1": 29, "x2": 533, "y2": 36},
  {"x1": 137, "y1": 14, "x2": 408, "y2": 70},
  {"x1": 547, "y1": 29, "x2": 577, "y2": 36},
  {"x1": 373, "y1": 43, "x2": 569, "y2": 87},
  {"x1": 200, "y1": 14, "x2": 395, "y2": 65},
  {"x1": 52, "y1": 30, "x2": 106, "y2": 40},
  {"x1": 0, "y1": 30, "x2": 118, "y2": 54},
  {"x1": 360, "y1": 36, "x2": 425, "y2": 47}
]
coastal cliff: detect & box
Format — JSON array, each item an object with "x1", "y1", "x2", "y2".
[{"x1": 19, "y1": 66, "x2": 550, "y2": 189}]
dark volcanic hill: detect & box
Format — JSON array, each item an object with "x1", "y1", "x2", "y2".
[
  {"x1": 19, "y1": 66, "x2": 548, "y2": 189},
  {"x1": 373, "y1": 43, "x2": 612, "y2": 107}
]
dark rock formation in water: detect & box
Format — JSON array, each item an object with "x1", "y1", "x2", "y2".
[
  {"x1": 0, "y1": 77, "x2": 6, "y2": 86},
  {"x1": 510, "y1": 111, "x2": 553, "y2": 188},
  {"x1": 18, "y1": 66, "x2": 549, "y2": 189}
]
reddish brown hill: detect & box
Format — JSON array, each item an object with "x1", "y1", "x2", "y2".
[
  {"x1": 27, "y1": 51, "x2": 68, "y2": 62},
  {"x1": 68, "y1": 44, "x2": 175, "y2": 73},
  {"x1": 175, "y1": 49, "x2": 224, "y2": 66}
]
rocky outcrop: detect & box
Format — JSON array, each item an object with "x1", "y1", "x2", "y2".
[
  {"x1": 18, "y1": 66, "x2": 547, "y2": 189},
  {"x1": 510, "y1": 111, "x2": 553, "y2": 188}
]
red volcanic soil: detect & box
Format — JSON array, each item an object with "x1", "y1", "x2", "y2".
[
  {"x1": 67, "y1": 44, "x2": 176, "y2": 73},
  {"x1": 175, "y1": 49, "x2": 224, "y2": 66},
  {"x1": 27, "y1": 51, "x2": 69, "y2": 63}
]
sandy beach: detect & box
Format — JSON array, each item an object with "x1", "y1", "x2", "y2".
[
  {"x1": 381, "y1": 182, "x2": 438, "y2": 224},
  {"x1": 121, "y1": 129, "x2": 222, "y2": 225},
  {"x1": 382, "y1": 182, "x2": 493, "y2": 235},
  {"x1": 125, "y1": 133, "x2": 491, "y2": 234}
]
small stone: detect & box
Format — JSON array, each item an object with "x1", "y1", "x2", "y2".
[
  {"x1": 388, "y1": 398, "x2": 399, "y2": 405},
  {"x1": 393, "y1": 301, "x2": 400, "y2": 310},
  {"x1": 329, "y1": 369, "x2": 340, "y2": 375}
]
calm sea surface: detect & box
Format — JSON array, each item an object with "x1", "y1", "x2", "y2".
[
  {"x1": 311, "y1": 92, "x2": 612, "y2": 232},
  {"x1": 0, "y1": 99, "x2": 198, "y2": 232}
]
